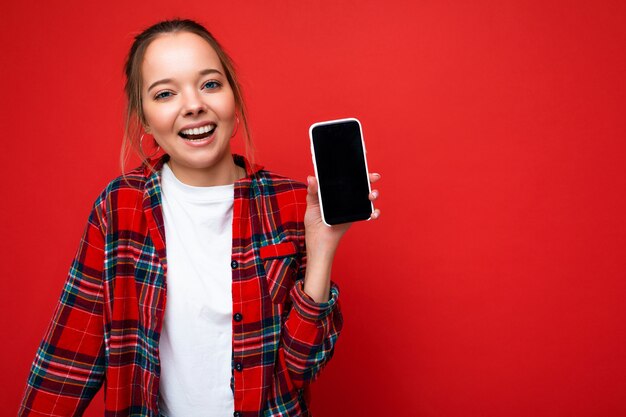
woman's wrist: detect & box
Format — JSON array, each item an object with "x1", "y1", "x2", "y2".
[{"x1": 303, "y1": 249, "x2": 335, "y2": 303}]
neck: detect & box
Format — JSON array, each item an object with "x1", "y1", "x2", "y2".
[{"x1": 167, "y1": 155, "x2": 245, "y2": 187}]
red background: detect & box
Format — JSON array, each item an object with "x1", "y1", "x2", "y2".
[{"x1": 2, "y1": 1, "x2": 626, "y2": 416}]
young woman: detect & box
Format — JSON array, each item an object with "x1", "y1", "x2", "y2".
[{"x1": 19, "y1": 18, "x2": 380, "y2": 417}]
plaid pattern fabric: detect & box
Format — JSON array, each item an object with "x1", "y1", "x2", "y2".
[{"x1": 19, "y1": 154, "x2": 343, "y2": 417}]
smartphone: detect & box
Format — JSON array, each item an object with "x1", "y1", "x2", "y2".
[{"x1": 309, "y1": 117, "x2": 373, "y2": 226}]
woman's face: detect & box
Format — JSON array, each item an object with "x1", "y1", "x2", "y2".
[{"x1": 141, "y1": 31, "x2": 237, "y2": 184}]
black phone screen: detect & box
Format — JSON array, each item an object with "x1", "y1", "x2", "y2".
[{"x1": 311, "y1": 119, "x2": 372, "y2": 225}]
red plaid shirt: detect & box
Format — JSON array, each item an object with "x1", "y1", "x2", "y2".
[{"x1": 19, "y1": 154, "x2": 343, "y2": 417}]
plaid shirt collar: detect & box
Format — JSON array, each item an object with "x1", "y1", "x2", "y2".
[{"x1": 140, "y1": 153, "x2": 265, "y2": 271}]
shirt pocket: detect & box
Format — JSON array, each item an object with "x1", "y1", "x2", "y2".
[{"x1": 259, "y1": 241, "x2": 299, "y2": 305}]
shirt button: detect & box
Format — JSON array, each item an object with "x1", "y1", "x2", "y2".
[
  {"x1": 233, "y1": 313, "x2": 243, "y2": 322},
  {"x1": 235, "y1": 362, "x2": 243, "y2": 372},
  {"x1": 231, "y1": 260, "x2": 239, "y2": 269},
  {"x1": 234, "y1": 412, "x2": 241, "y2": 417}
]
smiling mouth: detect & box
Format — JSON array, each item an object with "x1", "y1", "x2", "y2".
[{"x1": 179, "y1": 124, "x2": 217, "y2": 141}]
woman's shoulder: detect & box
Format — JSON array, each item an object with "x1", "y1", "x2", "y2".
[
  {"x1": 254, "y1": 169, "x2": 307, "y2": 200},
  {"x1": 236, "y1": 154, "x2": 306, "y2": 194},
  {"x1": 90, "y1": 163, "x2": 152, "y2": 212},
  {"x1": 83, "y1": 162, "x2": 156, "y2": 234},
  {"x1": 255, "y1": 169, "x2": 306, "y2": 189},
  {"x1": 100, "y1": 167, "x2": 149, "y2": 197}
]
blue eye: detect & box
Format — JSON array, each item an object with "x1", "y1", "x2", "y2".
[
  {"x1": 155, "y1": 91, "x2": 172, "y2": 100},
  {"x1": 203, "y1": 81, "x2": 221, "y2": 90}
]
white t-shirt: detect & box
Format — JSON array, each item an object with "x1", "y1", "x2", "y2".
[{"x1": 158, "y1": 162, "x2": 235, "y2": 417}]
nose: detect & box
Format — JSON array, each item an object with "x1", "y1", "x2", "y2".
[{"x1": 181, "y1": 90, "x2": 207, "y2": 117}]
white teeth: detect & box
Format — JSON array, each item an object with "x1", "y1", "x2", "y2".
[{"x1": 181, "y1": 124, "x2": 215, "y2": 135}]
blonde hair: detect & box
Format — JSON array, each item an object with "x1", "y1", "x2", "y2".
[{"x1": 120, "y1": 18, "x2": 254, "y2": 179}]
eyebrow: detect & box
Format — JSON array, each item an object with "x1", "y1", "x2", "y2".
[{"x1": 147, "y1": 68, "x2": 224, "y2": 93}]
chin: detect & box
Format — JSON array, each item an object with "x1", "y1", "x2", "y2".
[{"x1": 181, "y1": 148, "x2": 231, "y2": 168}]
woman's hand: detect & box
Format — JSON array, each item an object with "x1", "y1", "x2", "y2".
[{"x1": 302, "y1": 173, "x2": 381, "y2": 302}]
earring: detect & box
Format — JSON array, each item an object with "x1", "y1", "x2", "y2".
[
  {"x1": 140, "y1": 134, "x2": 161, "y2": 158},
  {"x1": 231, "y1": 115, "x2": 240, "y2": 138}
]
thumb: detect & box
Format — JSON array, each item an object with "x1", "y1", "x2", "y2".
[{"x1": 306, "y1": 176, "x2": 320, "y2": 207}]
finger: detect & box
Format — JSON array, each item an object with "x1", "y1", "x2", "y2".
[
  {"x1": 371, "y1": 208, "x2": 381, "y2": 220},
  {"x1": 369, "y1": 173, "x2": 381, "y2": 183},
  {"x1": 369, "y1": 189, "x2": 379, "y2": 201}
]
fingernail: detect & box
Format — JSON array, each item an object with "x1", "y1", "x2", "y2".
[
  {"x1": 373, "y1": 173, "x2": 381, "y2": 179},
  {"x1": 307, "y1": 176, "x2": 312, "y2": 185},
  {"x1": 372, "y1": 190, "x2": 379, "y2": 198}
]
